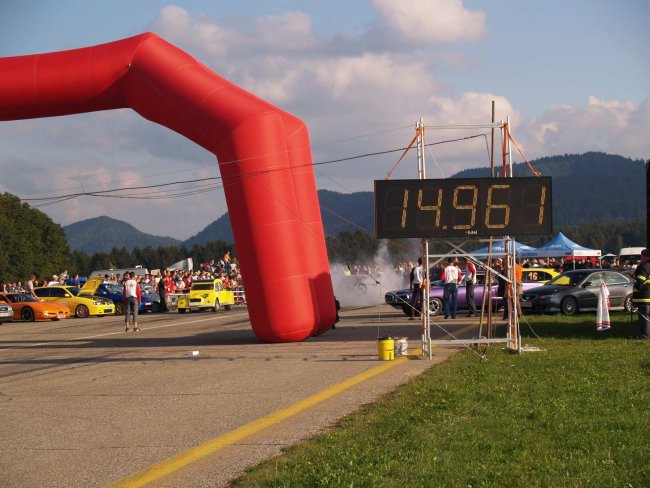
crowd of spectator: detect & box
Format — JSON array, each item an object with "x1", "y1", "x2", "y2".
[
  {"x1": 332, "y1": 255, "x2": 633, "y2": 288},
  {"x1": 1, "y1": 253, "x2": 245, "y2": 304}
]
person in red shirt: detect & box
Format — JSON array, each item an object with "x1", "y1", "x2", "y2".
[{"x1": 222, "y1": 274, "x2": 232, "y2": 290}]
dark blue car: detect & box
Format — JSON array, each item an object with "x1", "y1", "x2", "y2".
[{"x1": 94, "y1": 283, "x2": 161, "y2": 315}]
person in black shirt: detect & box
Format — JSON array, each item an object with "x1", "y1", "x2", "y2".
[{"x1": 632, "y1": 249, "x2": 650, "y2": 339}]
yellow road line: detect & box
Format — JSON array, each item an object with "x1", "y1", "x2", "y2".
[
  {"x1": 108, "y1": 349, "x2": 422, "y2": 488},
  {"x1": 441, "y1": 322, "x2": 478, "y2": 340}
]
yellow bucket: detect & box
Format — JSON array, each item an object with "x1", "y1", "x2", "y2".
[{"x1": 377, "y1": 337, "x2": 395, "y2": 361}]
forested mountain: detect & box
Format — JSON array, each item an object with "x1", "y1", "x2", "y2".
[
  {"x1": 64, "y1": 152, "x2": 645, "y2": 255},
  {"x1": 64, "y1": 216, "x2": 182, "y2": 255},
  {"x1": 453, "y1": 152, "x2": 644, "y2": 226},
  {"x1": 181, "y1": 152, "x2": 644, "y2": 243},
  {"x1": 0, "y1": 193, "x2": 70, "y2": 282},
  {"x1": 182, "y1": 189, "x2": 375, "y2": 246},
  {"x1": 184, "y1": 214, "x2": 233, "y2": 247}
]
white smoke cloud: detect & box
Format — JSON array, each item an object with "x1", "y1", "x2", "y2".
[{"x1": 330, "y1": 243, "x2": 412, "y2": 308}]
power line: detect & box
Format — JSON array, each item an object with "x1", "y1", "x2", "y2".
[{"x1": 14, "y1": 133, "x2": 489, "y2": 204}]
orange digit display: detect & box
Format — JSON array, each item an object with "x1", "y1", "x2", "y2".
[
  {"x1": 417, "y1": 188, "x2": 442, "y2": 228},
  {"x1": 485, "y1": 184, "x2": 511, "y2": 229},
  {"x1": 452, "y1": 185, "x2": 478, "y2": 230},
  {"x1": 375, "y1": 177, "x2": 552, "y2": 238}
]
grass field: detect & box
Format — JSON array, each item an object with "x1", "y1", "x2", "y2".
[{"x1": 234, "y1": 312, "x2": 649, "y2": 487}]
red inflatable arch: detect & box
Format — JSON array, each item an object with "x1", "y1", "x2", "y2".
[{"x1": 0, "y1": 32, "x2": 336, "y2": 342}]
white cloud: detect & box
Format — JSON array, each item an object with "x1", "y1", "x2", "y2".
[
  {"x1": 254, "y1": 11, "x2": 317, "y2": 50},
  {"x1": 372, "y1": 0, "x2": 487, "y2": 44},
  {"x1": 520, "y1": 96, "x2": 650, "y2": 160},
  {"x1": 1, "y1": 4, "x2": 648, "y2": 240}
]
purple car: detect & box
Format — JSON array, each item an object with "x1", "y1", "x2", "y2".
[{"x1": 385, "y1": 278, "x2": 538, "y2": 316}]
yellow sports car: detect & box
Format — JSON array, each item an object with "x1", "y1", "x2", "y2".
[
  {"x1": 177, "y1": 279, "x2": 234, "y2": 313},
  {"x1": 34, "y1": 286, "x2": 115, "y2": 318},
  {"x1": 521, "y1": 268, "x2": 559, "y2": 284}
]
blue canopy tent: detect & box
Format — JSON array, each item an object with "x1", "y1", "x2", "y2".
[
  {"x1": 471, "y1": 240, "x2": 537, "y2": 256},
  {"x1": 520, "y1": 232, "x2": 601, "y2": 258}
]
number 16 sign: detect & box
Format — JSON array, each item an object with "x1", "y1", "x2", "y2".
[{"x1": 374, "y1": 176, "x2": 552, "y2": 239}]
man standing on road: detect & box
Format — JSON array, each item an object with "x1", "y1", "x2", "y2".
[
  {"x1": 632, "y1": 249, "x2": 650, "y2": 339},
  {"x1": 157, "y1": 272, "x2": 167, "y2": 313},
  {"x1": 462, "y1": 258, "x2": 477, "y2": 317},
  {"x1": 408, "y1": 258, "x2": 423, "y2": 320},
  {"x1": 442, "y1": 258, "x2": 462, "y2": 319},
  {"x1": 123, "y1": 272, "x2": 142, "y2": 332}
]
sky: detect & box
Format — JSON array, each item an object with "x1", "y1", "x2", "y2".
[{"x1": 1, "y1": 0, "x2": 648, "y2": 240}]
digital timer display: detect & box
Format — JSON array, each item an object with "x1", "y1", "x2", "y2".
[{"x1": 374, "y1": 176, "x2": 552, "y2": 239}]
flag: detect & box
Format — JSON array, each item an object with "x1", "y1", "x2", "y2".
[{"x1": 596, "y1": 280, "x2": 610, "y2": 331}]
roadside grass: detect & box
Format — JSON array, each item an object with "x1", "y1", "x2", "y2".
[{"x1": 233, "y1": 312, "x2": 649, "y2": 487}]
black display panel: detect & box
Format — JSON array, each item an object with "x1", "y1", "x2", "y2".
[{"x1": 375, "y1": 176, "x2": 552, "y2": 238}]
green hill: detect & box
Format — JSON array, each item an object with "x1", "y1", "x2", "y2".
[
  {"x1": 453, "y1": 152, "x2": 644, "y2": 226},
  {"x1": 64, "y1": 216, "x2": 182, "y2": 255},
  {"x1": 64, "y1": 152, "x2": 646, "y2": 253}
]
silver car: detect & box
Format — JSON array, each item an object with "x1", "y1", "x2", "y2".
[{"x1": 0, "y1": 301, "x2": 14, "y2": 323}]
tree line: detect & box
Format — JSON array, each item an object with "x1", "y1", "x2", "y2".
[
  {"x1": 325, "y1": 219, "x2": 647, "y2": 264},
  {"x1": 0, "y1": 190, "x2": 645, "y2": 282}
]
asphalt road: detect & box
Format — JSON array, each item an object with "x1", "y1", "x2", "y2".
[{"x1": 0, "y1": 305, "x2": 488, "y2": 487}]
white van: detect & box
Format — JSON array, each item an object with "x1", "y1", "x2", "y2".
[
  {"x1": 619, "y1": 247, "x2": 645, "y2": 268},
  {"x1": 89, "y1": 267, "x2": 149, "y2": 279}
]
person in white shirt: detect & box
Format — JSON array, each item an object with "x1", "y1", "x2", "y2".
[
  {"x1": 442, "y1": 258, "x2": 462, "y2": 319},
  {"x1": 47, "y1": 275, "x2": 60, "y2": 286},
  {"x1": 122, "y1": 271, "x2": 142, "y2": 332},
  {"x1": 408, "y1": 257, "x2": 424, "y2": 319}
]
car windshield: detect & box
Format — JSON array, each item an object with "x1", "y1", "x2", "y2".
[
  {"x1": 192, "y1": 283, "x2": 213, "y2": 290},
  {"x1": 8, "y1": 293, "x2": 37, "y2": 303},
  {"x1": 546, "y1": 270, "x2": 592, "y2": 286},
  {"x1": 103, "y1": 284, "x2": 122, "y2": 294},
  {"x1": 140, "y1": 284, "x2": 156, "y2": 295}
]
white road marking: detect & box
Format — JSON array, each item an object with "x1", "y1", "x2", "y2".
[{"x1": 0, "y1": 312, "x2": 250, "y2": 353}]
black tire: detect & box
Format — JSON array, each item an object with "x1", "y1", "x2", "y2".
[
  {"x1": 75, "y1": 304, "x2": 89, "y2": 318},
  {"x1": 224, "y1": 305, "x2": 231, "y2": 311},
  {"x1": 428, "y1": 297, "x2": 443, "y2": 316},
  {"x1": 114, "y1": 302, "x2": 124, "y2": 316},
  {"x1": 178, "y1": 308, "x2": 188, "y2": 314},
  {"x1": 624, "y1": 294, "x2": 637, "y2": 313},
  {"x1": 21, "y1": 307, "x2": 35, "y2": 322},
  {"x1": 560, "y1": 296, "x2": 578, "y2": 315},
  {"x1": 212, "y1": 300, "x2": 220, "y2": 312}
]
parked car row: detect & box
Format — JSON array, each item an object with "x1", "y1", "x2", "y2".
[
  {"x1": 385, "y1": 267, "x2": 635, "y2": 317},
  {"x1": 0, "y1": 277, "x2": 239, "y2": 323}
]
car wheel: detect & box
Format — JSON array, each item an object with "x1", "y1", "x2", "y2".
[
  {"x1": 224, "y1": 305, "x2": 231, "y2": 311},
  {"x1": 624, "y1": 294, "x2": 637, "y2": 313},
  {"x1": 114, "y1": 302, "x2": 124, "y2": 315},
  {"x1": 178, "y1": 308, "x2": 187, "y2": 314},
  {"x1": 75, "y1": 304, "x2": 89, "y2": 318},
  {"x1": 21, "y1": 307, "x2": 35, "y2": 322},
  {"x1": 560, "y1": 296, "x2": 578, "y2": 315},
  {"x1": 212, "y1": 300, "x2": 220, "y2": 312},
  {"x1": 428, "y1": 297, "x2": 443, "y2": 316}
]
